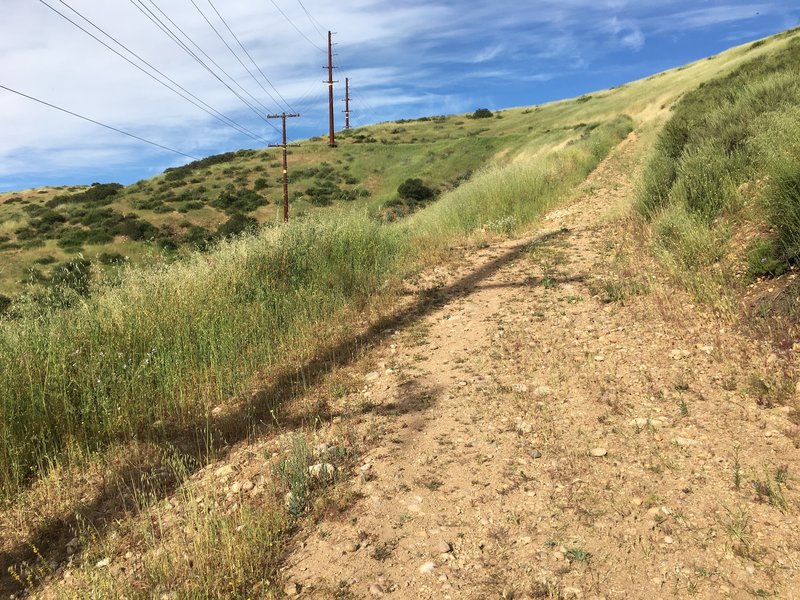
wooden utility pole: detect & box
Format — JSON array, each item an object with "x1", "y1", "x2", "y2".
[
  {"x1": 343, "y1": 77, "x2": 351, "y2": 130},
  {"x1": 325, "y1": 31, "x2": 337, "y2": 147},
  {"x1": 268, "y1": 112, "x2": 300, "y2": 223}
]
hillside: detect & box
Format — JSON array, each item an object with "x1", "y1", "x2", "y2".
[
  {"x1": 0, "y1": 107, "x2": 599, "y2": 298},
  {"x1": 0, "y1": 29, "x2": 791, "y2": 302},
  {"x1": 2, "y1": 27, "x2": 800, "y2": 599}
]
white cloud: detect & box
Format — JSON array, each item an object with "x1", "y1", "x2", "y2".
[{"x1": 0, "y1": 0, "x2": 795, "y2": 188}]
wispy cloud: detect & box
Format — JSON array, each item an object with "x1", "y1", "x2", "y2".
[{"x1": 470, "y1": 44, "x2": 505, "y2": 63}]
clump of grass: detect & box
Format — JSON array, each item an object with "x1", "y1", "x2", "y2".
[
  {"x1": 724, "y1": 505, "x2": 751, "y2": 556},
  {"x1": 274, "y1": 436, "x2": 313, "y2": 517},
  {"x1": 67, "y1": 497, "x2": 287, "y2": 598},
  {"x1": 752, "y1": 467, "x2": 789, "y2": 510},
  {"x1": 566, "y1": 547, "x2": 591, "y2": 562}
]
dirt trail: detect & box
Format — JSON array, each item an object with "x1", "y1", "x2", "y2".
[{"x1": 281, "y1": 133, "x2": 800, "y2": 599}]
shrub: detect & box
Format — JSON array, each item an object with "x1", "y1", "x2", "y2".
[
  {"x1": 398, "y1": 178, "x2": 435, "y2": 203},
  {"x1": 471, "y1": 108, "x2": 493, "y2": 119},
  {"x1": 217, "y1": 213, "x2": 257, "y2": 238},
  {"x1": 114, "y1": 215, "x2": 158, "y2": 241},
  {"x1": 305, "y1": 181, "x2": 342, "y2": 206},
  {"x1": 161, "y1": 150, "x2": 255, "y2": 180},
  {"x1": 184, "y1": 226, "x2": 214, "y2": 250},
  {"x1": 56, "y1": 227, "x2": 89, "y2": 251},
  {"x1": 158, "y1": 238, "x2": 179, "y2": 252},
  {"x1": 98, "y1": 252, "x2": 126, "y2": 265},
  {"x1": 47, "y1": 183, "x2": 122, "y2": 208},
  {"x1": 0, "y1": 294, "x2": 11, "y2": 315},
  {"x1": 253, "y1": 177, "x2": 270, "y2": 191},
  {"x1": 747, "y1": 239, "x2": 787, "y2": 277},
  {"x1": 84, "y1": 229, "x2": 115, "y2": 245},
  {"x1": 212, "y1": 187, "x2": 265, "y2": 215}
]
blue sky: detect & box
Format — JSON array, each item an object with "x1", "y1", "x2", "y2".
[{"x1": 1, "y1": 0, "x2": 798, "y2": 192}]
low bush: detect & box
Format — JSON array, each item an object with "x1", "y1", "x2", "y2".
[
  {"x1": 50, "y1": 258, "x2": 93, "y2": 296},
  {"x1": 470, "y1": 108, "x2": 493, "y2": 119},
  {"x1": 217, "y1": 213, "x2": 258, "y2": 237},
  {"x1": 184, "y1": 225, "x2": 214, "y2": 250},
  {"x1": 114, "y1": 215, "x2": 159, "y2": 241},
  {"x1": 213, "y1": 187, "x2": 265, "y2": 215},
  {"x1": 98, "y1": 252, "x2": 126, "y2": 265},
  {"x1": 47, "y1": 183, "x2": 122, "y2": 208},
  {"x1": 398, "y1": 178, "x2": 435, "y2": 204}
]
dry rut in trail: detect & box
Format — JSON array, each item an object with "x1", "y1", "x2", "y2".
[{"x1": 281, "y1": 133, "x2": 800, "y2": 599}]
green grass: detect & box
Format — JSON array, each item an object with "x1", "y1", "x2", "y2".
[
  {"x1": 0, "y1": 216, "x2": 405, "y2": 496},
  {"x1": 637, "y1": 33, "x2": 800, "y2": 281},
  {"x1": 408, "y1": 116, "x2": 633, "y2": 239}
]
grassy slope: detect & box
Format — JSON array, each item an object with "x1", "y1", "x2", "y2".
[
  {"x1": 636, "y1": 28, "x2": 800, "y2": 317},
  {"x1": 3, "y1": 28, "x2": 800, "y2": 596}
]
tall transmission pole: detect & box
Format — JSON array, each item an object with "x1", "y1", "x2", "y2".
[
  {"x1": 343, "y1": 77, "x2": 351, "y2": 130},
  {"x1": 325, "y1": 31, "x2": 338, "y2": 147},
  {"x1": 268, "y1": 112, "x2": 300, "y2": 223}
]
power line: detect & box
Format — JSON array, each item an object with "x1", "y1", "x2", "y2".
[
  {"x1": 37, "y1": 0, "x2": 270, "y2": 145},
  {"x1": 0, "y1": 83, "x2": 198, "y2": 160},
  {"x1": 204, "y1": 0, "x2": 296, "y2": 112},
  {"x1": 188, "y1": 0, "x2": 290, "y2": 113},
  {"x1": 129, "y1": 0, "x2": 281, "y2": 136},
  {"x1": 292, "y1": 78, "x2": 325, "y2": 115},
  {"x1": 52, "y1": 0, "x2": 271, "y2": 141},
  {"x1": 269, "y1": 0, "x2": 325, "y2": 53},
  {"x1": 295, "y1": 0, "x2": 326, "y2": 38}
]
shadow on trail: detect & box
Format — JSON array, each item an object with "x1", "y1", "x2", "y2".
[{"x1": 0, "y1": 227, "x2": 572, "y2": 596}]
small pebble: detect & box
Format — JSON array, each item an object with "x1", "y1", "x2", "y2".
[
  {"x1": 590, "y1": 447, "x2": 607, "y2": 457},
  {"x1": 283, "y1": 582, "x2": 300, "y2": 597},
  {"x1": 342, "y1": 541, "x2": 360, "y2": 554},
  {"x1": 419, "y1": 561, "x2": 435, "y2": 574},
  {"x1": 369, "y1": 583, "x2": 385, "y2": 596},
  {"x1": 433, "y1": 540, "x2": 452, "y2": 554}
]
